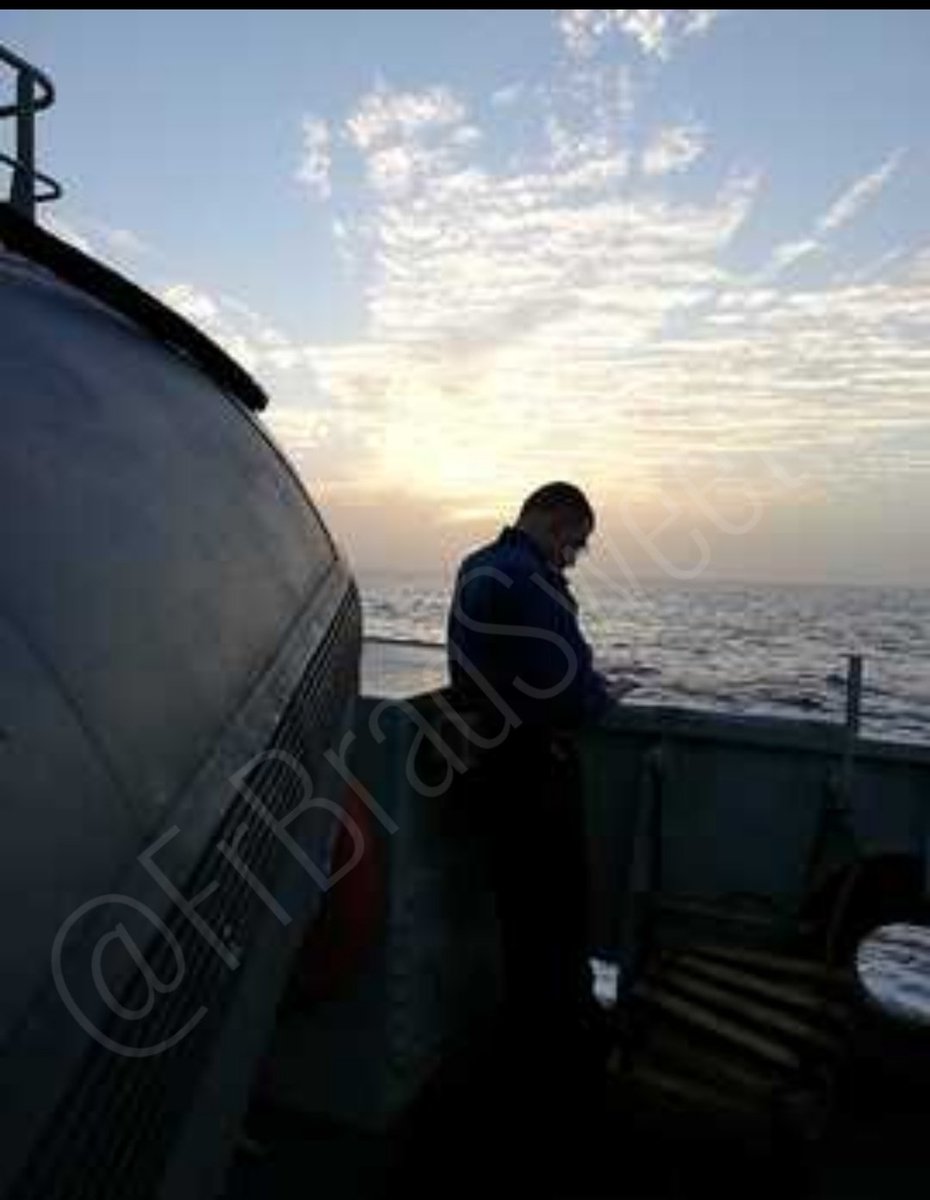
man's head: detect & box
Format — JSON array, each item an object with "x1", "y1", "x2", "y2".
[{"x1": 515, "y1": 482, "x2": 594, "y2": 571}]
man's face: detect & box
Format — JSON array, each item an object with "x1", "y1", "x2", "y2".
[{"x1": 550, "y1": 514, "x2": 592, "y2": 571}]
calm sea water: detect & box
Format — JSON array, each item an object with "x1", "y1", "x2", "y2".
[{"x1": 359, "y1": 572, "x2": 930, "y2": 745}]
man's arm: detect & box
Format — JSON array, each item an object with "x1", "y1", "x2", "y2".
[{"x1": 504, "y1": 569, "x2": 611, "y2": 727}]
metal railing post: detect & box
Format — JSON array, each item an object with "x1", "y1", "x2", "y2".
[{"x1": 11, "y1": 69, "x2": 36, "y2": 219}]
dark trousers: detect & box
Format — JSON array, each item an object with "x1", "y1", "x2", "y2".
[
  {"x1": 435, "y1": 726, "x2": 605, "y2": 1188},
  {"x1": 467, "y1": 727, "x2": 594, "y2": 1071}
]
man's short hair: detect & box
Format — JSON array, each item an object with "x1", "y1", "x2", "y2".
[{"x1": 519, "y1": 482, "x2": 594, "y2": 526}]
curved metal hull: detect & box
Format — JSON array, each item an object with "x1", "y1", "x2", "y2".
[{"x1": 0, "y1": 246, "x2": 360, "y2": 1198}]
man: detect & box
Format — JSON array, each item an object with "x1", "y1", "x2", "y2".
[
  {"x1": 447, "y1": 481, "x2": 610, "y2": 730},
  {"x1": 445, "y1": 482, "x2": 614, "y2": 1114}
]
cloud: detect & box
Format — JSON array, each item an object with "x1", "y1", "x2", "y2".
[
  {"x1": 39, "y1": 211, "x2": 155, "y2": 273},
  {"x1": 491, "y1": 82, "x2": 525, "y2": 108},
  {"x1": 816, "y1": 150, "x2": 904, "y2": 234},
  {"x1": 346, "y1": 84, "x2": 466, "y2": 150},
  {"x1": 835, "y1": 247, "x2": 905, "y2": 286},
  {"x1": 558, "y1": 10, "x2": 615, "y2": 56},
  {"x1": 296, "y1": 115, "x2": 332, "y2": 200},
  {"x1": 101, "y1": 226, "x2": 151, "y2": 256},
  {"x1": 763, "y1": 151, "x2": 904, "y2": 278},
  {"x1": 767, "y1": 237, "x2": 820, "y2": 274},
  {"x1": 43, "y1": 47, "x2": 927, "y2": 573},
  {"x1": 682, "y1": 10, "x2": 719, "y2": 37},
  {"x1": 641, "y1": 123, "x2": 706, "y2": 176},
  {"x1": 159, "y1": 283, "x2": 318, "y2": 380},
  {"x1": 283, "y1": 63, "x2": 930, "y2": 534},
  {"x1": 161, "y1": 282, "x2": 220, "y2": 325},
  {"x1": 342, "y1": 84, "x2": 481, "y2": 199},
  {"x1": 293, "y1": 79, "x2": 773, "y2": 507},
  {"x1": 54, "y1": 27, "x2": 917, "y2": 585},
  {"x1": 558, "y1": 9, "x2": 721, "y2": 60},
  {"x1": 40, "y1": 213, "x2": 94, "y2": 255}
]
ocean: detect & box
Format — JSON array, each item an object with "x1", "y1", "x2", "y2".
[{"x1": 359, "y1": 572, "x2": 930, "y2": 744}]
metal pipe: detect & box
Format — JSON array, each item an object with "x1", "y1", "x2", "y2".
[
  {"x1": 0, "y1": 43, "x2": 55, "y2": 117},
  {"x1": 11, "y1": 70, "x2": 36, "y2": 220},
  {"x1": 845, "y1": 653, "x2": 863, "y2": 738},
  {"x1": 0, "y1": 43, "x2": 59, "y2": 219}
]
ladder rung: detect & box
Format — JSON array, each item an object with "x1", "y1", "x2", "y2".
[
  {"x1": 633, "y1": 982, "x2": 801, "y2": 1070},
  {"x1": 643, "y1": 1025, "x2": 785, "y2": 1097},
  {"x1": 653, "y1": 967, "x2": 841, "y2": 1054},
  {"x1": 689, "y1": 941, "x2": 850, "y2": 988},
  {"x1": 674, "y1": 953, "x2": 851, "y2": 1023}
]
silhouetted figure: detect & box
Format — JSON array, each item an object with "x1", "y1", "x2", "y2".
[{"x1": 446, "y1": 483, "x2": 613, "y2": 1159}]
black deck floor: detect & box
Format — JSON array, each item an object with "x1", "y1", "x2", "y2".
[{"x1": 223, "y1": 1019, "x2": 930, "y2": 1200}]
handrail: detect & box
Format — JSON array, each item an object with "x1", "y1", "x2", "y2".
[
  {"x1": 0, "y1": 42, "x2": 61, "y2": 219},
  {"x1": 0, "y1": 43, "x2": 55, "y2": 117},
  {"x1": 0, "y1": 151, "x2": 62, "y2": 204}
]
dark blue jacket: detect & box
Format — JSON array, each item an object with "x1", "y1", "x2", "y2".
[{"x1": 446, "y1": 526, "x2": 610, "y2": 729}]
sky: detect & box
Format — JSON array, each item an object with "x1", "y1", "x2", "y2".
[{"x1": 3, "y1": 9, "x2": 930, "y2": 587}]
